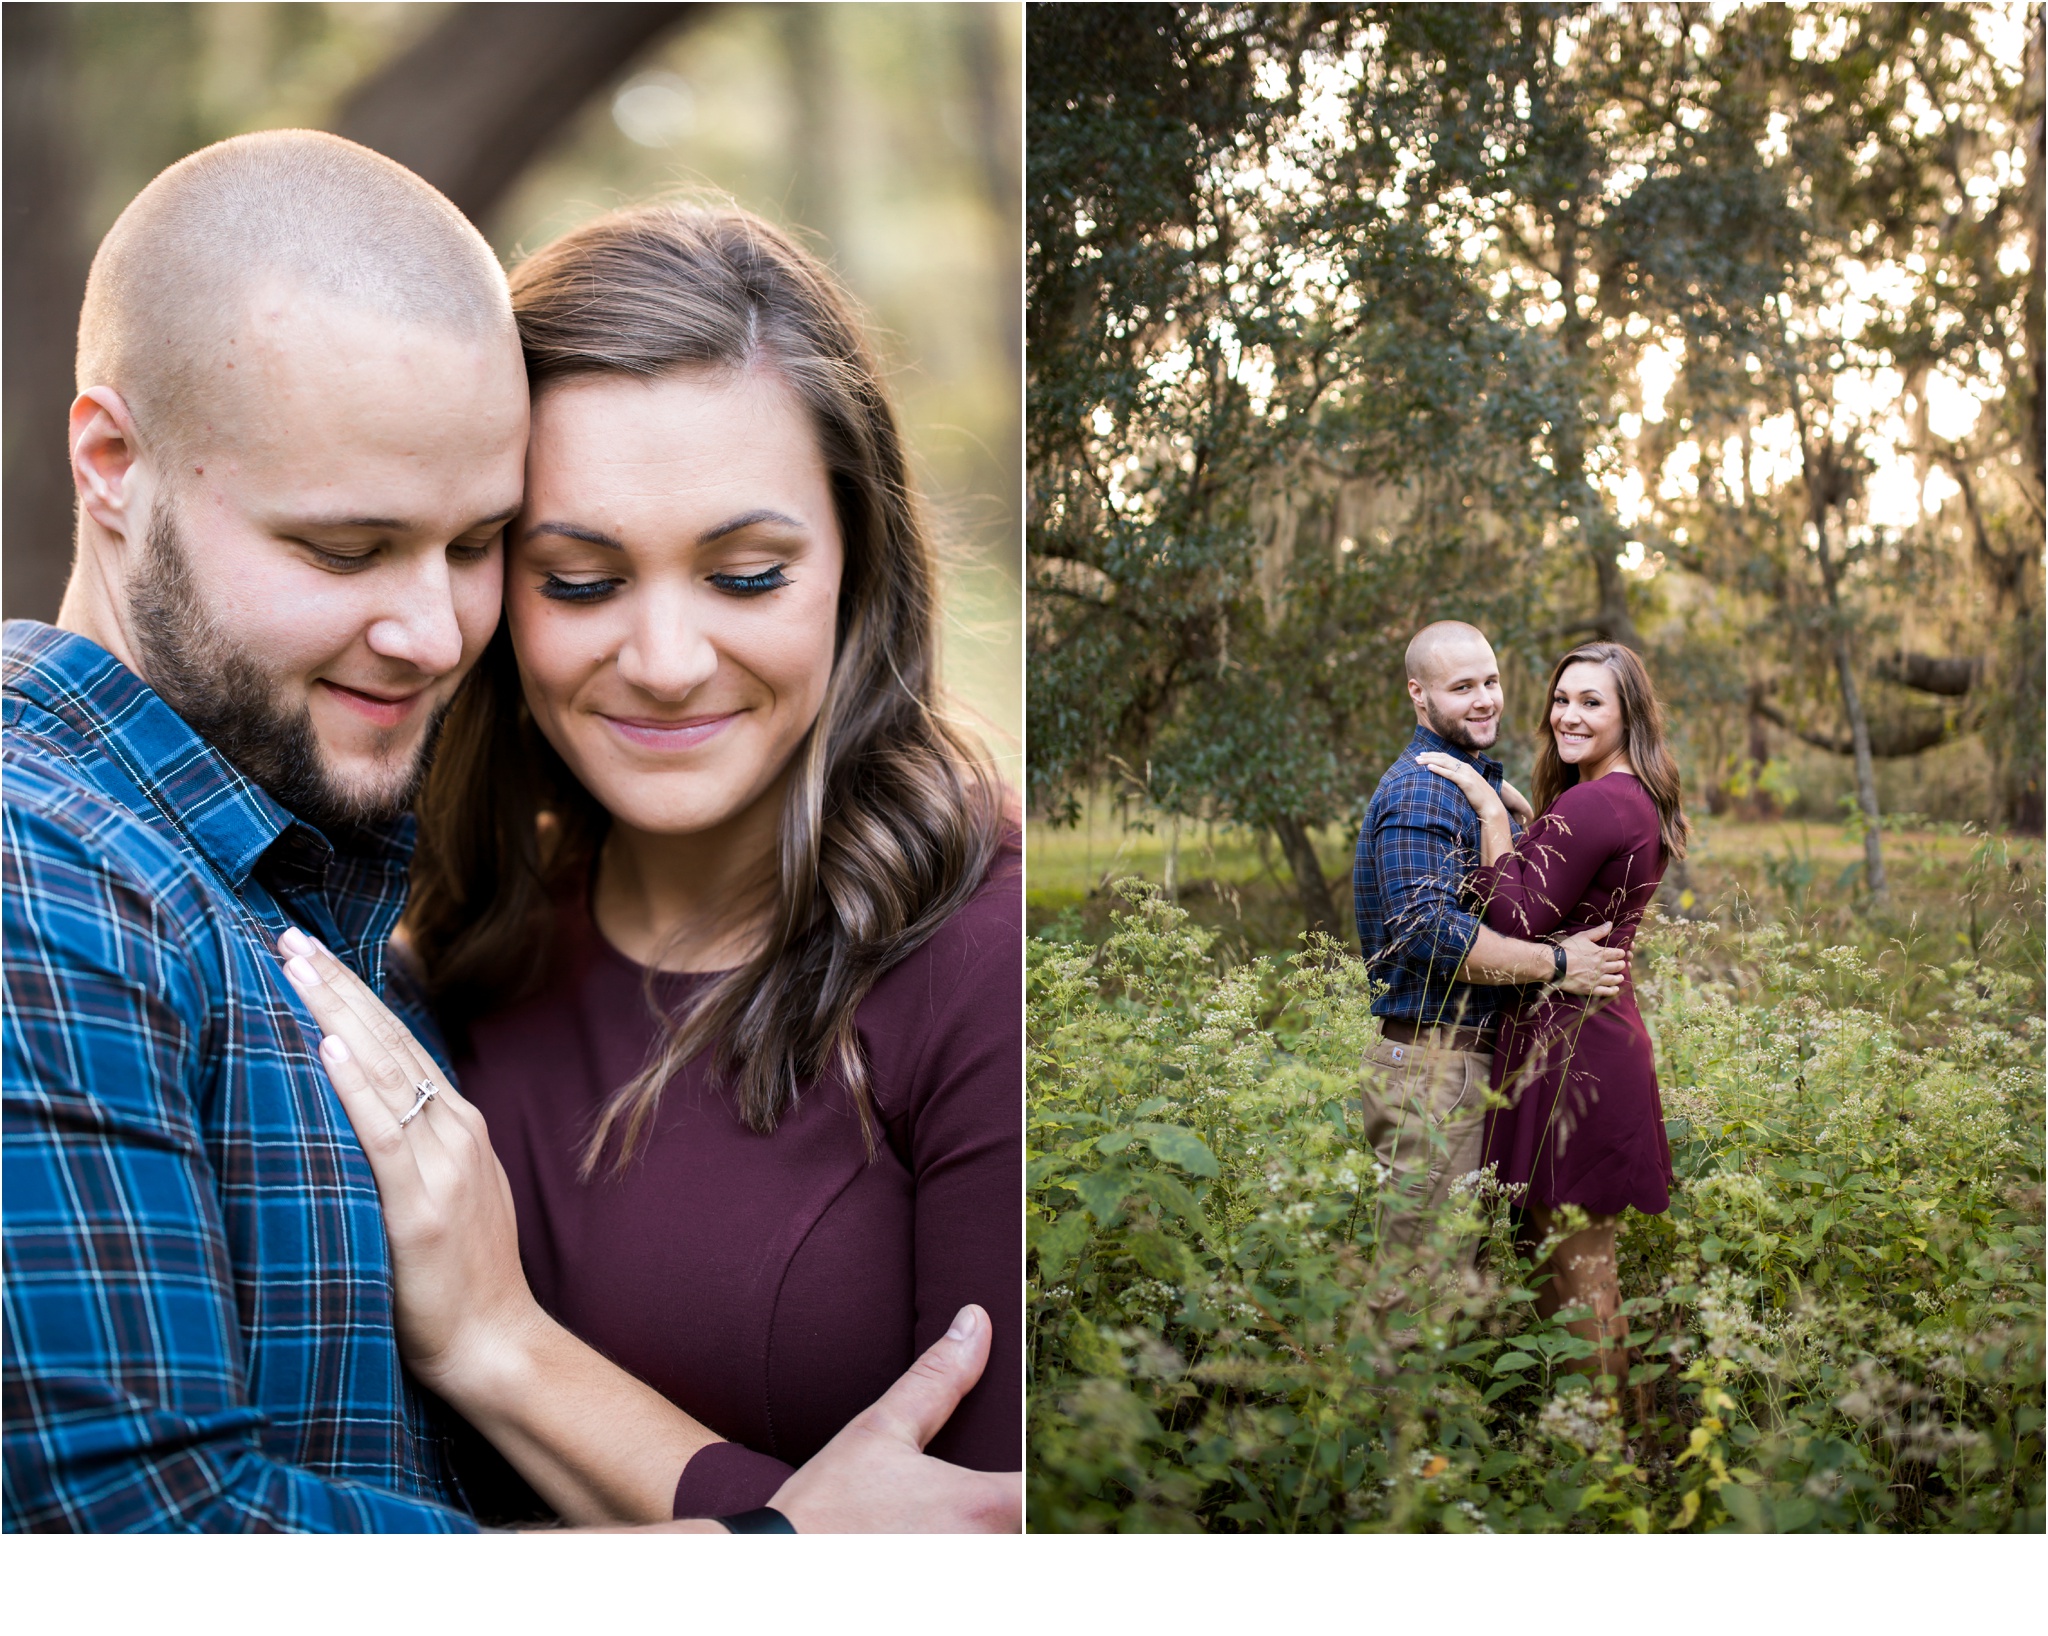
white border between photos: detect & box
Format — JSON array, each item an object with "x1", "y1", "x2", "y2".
[{"x1": 7, "y1": 1533, "x2": 2045, "y2": 1634}]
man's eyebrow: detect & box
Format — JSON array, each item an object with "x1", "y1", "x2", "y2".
[
  {"x1": 294, "y1": 515, "x2": 412, "y2": 532},
  {"x1": 699, "y1": 508, "x2": 805, "y2": 545},
  {"x1": 523, "y1": 521, "x2": 624, "y2": 550},
  {"x1": 292, "y1": 507, "x2": 519, "y2": 535}
]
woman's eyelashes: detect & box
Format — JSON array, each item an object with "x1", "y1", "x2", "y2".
[
  {"x1": 538, "y1": 573, "x2": 623, "y2": 604},
  {"x1": 709, "y1": 564, "x2": 792, "y2": 596},
  {"x1": 534, "y1": 564, "x2": 792, "y2": 603}
]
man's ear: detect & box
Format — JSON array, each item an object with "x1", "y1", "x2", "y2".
[
  {"x1": 70, "y1": 387, "x2": 152, "y2": 549},
  {"x1": 1406, "y1": 675, "x2": 1425, "y2": 710}
]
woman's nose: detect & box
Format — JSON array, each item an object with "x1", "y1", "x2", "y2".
[{"x1": 615, "y1": 588, "x2": 719, "y2": 699}]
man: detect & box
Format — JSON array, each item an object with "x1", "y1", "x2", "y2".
[
  {"x1": 1351, "y1": 621, "x2": 1625, "y2": 1256},
  {"x1": 3, "y1": 131, "x2": 1007, "y2": 1533}
]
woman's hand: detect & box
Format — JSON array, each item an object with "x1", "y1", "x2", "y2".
[
  {"x1": 1499, "y1": 779, "x2": 1535, "y2": 823},
  {"x1": 1414, "y1": 750, "x2": 1503, "y2": 816},
  {"x1": 1415, "y1": 750, "x2": 1513, "y2": 865},
  {"x1": 276, "y1": 927, "x2": 543, "y2": 1393},
  {"x1": 768, "y1": 1304, "x2": 1021, "y2": 1533}
]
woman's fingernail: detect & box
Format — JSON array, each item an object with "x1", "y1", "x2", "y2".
[
  {"x1": 278, "y1": 927, "x2": 313, "y2": 957},
  {"x1": 286, "y1": 956, "x2": 321, "y2": 987},
  {"x1": 320, "y1": 1035, "x2": 351, "y2": 1065},
  {"x1": 946, "y1": 1305, "x2": 981, "y2": 1342}
]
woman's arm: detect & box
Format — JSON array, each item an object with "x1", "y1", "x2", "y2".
[
  {"x1": 1470, "y1": 784, "x2": 1625, "y2": 941},
  {"x1": 898, "y1": 872, "x2": 1025, "y2": 1472},
  {"x1": 276, "y1": 928, "x2": 1018, "y2": 1530},
  {"x1": 280, "y1": 931, "x2": 714, "y2": 1524}
]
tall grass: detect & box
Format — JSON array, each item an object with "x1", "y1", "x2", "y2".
[{"x1": 1027, "y1": 846, "x2": 2044, "y2": 1532}]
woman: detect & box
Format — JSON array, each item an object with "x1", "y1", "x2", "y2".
[
  {"x1": 1417, "y1": 642, "x2": 1688, "y2": 1403},
  {"x1": 280, "y1": 202, "x2": 1019, "y2": 1529}
]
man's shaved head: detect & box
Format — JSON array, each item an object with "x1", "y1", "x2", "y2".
[
  {"x1": 76, "y1": 129, "x2": 512, "y2": 460},
  {"x1": 61, "y1": 129, "x2": 527, "y2": 837},
  {"x1": 1404, "y1": 619, "x2": 1503, "y2": 752},
  {"x1": 1405, "y1": 620, "x2": 1492, "y2": 686}
]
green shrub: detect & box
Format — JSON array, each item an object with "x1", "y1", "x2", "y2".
[{"x1": 1027, "y1": 884, "x2": 2045, "y2": 1532}]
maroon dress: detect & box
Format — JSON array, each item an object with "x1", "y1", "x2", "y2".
[
  {"x1": 445, "y1": 848, "x2": 1021, "y2": 1523},
  {"x1": 1477, "y1": 773, "x2": 1671, "y2": 1217}
]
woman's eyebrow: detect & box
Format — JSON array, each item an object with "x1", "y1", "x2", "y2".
[
  {"x1": 523, "y1": 521, "x2": 624, "y2": 549},
  {"x1": 699, "y1": 508, "x2": 805, "y2": 545}
]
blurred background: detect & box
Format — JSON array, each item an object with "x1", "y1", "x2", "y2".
[
  {"x1": 1028, "y1": 3, "x2": 2041, "y2": 949},
  {"x1": 3, "y1": 1, "x2": 1021, "y2": 765}
]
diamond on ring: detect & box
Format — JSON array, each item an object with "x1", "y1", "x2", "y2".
[{"x1": 397, "y1": 1079, "x2": 439, "y2": 1129}]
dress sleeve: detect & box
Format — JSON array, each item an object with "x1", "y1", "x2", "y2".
[
  {"x1": 671, "y1": 1441, "x2": 798, "y2": 1519},
  {"x1": 671, "y1": 857, "x2": 1024, "y2": 1520},
  {"x1": 899, "y1": 860, "x2": 1024, "y2": 1472},
  {"x1": 1474, "y1": 782, "x2": 1626, "y2": 941},
  {"x1": 2, "y1": 797, "x2": 475, "y2": 1532}
]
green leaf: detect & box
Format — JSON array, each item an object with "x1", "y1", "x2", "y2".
[
  {"x1": 1717, "y1": 1483, "x2": 1769, "y2": 1532},
  {"x1": 1134, "y1": 1122, "x2": 1221, "y2": 1178},
  {"x1": 1493, "y1": 1351, "x2": 1538, "y2": 1374},
  {"x1": 1065, "y1": 1318, "x2": 1122, "y2": 1377},
  {"x1": 1772, "y1": 1495, "x2": 1817, "y2": 1532},
  {"x1": 1034, "y1": 1209, "x2": 1090, "y2": 1282},
  {"x1": 1076, "y1": 1169, "x2": 1127, "y2": 1224},
  {"x1": 1141, "y1": 1168, "x2": 1210, "y2": 1237},
  {"x1": 1129, "y1": 1229, "x2": 1185, "y2": 1282}
]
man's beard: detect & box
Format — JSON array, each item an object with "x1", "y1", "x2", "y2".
[
  {"x1": 1423, "y1": 702, "x2": 1498, "y2": 755},
  {"x1": 128, "y1": 499, "x2": 449, "y2": 834}
]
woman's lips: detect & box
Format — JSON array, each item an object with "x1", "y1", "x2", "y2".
[
  {"x1": 602, "y1": 711, "x2": 740, "y2": 752},
  {"x1": 319, "y1": 680, "x2": 426, "y2": 729}
]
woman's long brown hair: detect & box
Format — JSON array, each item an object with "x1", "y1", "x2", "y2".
[
  {"x1": 404, "y1": 202, "x2": 1008, "y2": 1174},
  {"x1": 1529, "y1": 642, "x2": 1690, "y2": 860}
]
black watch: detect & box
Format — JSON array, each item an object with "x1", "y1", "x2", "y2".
[
  {"x1": 716, "y1": 1506, "x2": 796, "y2": 1534},
  {"x1": 1551, "y1": 942, "x2": 1568, "y2": 985}
]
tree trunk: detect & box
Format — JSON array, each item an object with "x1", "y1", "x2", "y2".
[
  {"x1": 1551, "y1": 197, "x2": 1641, "y2": 651},
  {"x1": 1271, "y1": 813, "x2": 1341, "y2": 939},
  {"x1": 3, "y1": 4, "x2": 705, "y2": 624},
  {"x1": 1811, "y1": 507, "x2": 1887, "y2": 899},
  {"x1": 2, "y1": 5, "x2": 90, "y2": 622},
  {"x1": 776, "y1": 3, "x2": 840, "y2": 256},
  {"x1": 334, "y1": 3, "x2": 699, "y2": 229}
]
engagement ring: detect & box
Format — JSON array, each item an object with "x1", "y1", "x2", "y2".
[{"x1": 398, "y1": 1079, "x2": 439, "y2": 1129}]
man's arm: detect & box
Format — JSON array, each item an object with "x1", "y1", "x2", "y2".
[
  {"x1": 2, "y1": 794, "x2": 475, "y2": 1532},
  {"x1": 1376, "y1": 812, "x2": 1622, "y2": 998},
  {"x1": 1459, "y1": 920, "x2": 1623, "y2": 995}
]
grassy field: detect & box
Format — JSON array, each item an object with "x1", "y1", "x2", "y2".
[
  {"x1": 1027, "y1": 804, "x2": 2045, "y2": 1530},
  {"x1": 1027, "y1": 801, "x2": 2044, "y2": 1033}
]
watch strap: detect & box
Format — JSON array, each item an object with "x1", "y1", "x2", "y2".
[{"x1": 715, "y1": 1506, "x2": 796, "y2": 1534}]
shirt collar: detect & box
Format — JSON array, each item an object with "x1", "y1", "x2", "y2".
[
  {"x1": 1408, "y1": 722, "x2": 1504, "y2": 783},
  {"x1": 3, "y1": 620, "x2": 412, "y2": 888}
]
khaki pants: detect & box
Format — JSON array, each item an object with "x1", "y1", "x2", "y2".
[{"x1": 1357, "y1": 1030, "x2": 1490, "y2": 1262}]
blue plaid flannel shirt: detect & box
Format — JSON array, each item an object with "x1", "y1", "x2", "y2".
[
  {"x1": 1352, "y1": 724, "x2": 1520, "y2": 1029},
  {"x1": 3, "y1": 621, "x2": 478, "y2": 1531}
]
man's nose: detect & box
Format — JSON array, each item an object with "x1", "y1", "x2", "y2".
[{"x1": 363, "y1": 555, "x2": 466, "y2": 677}]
